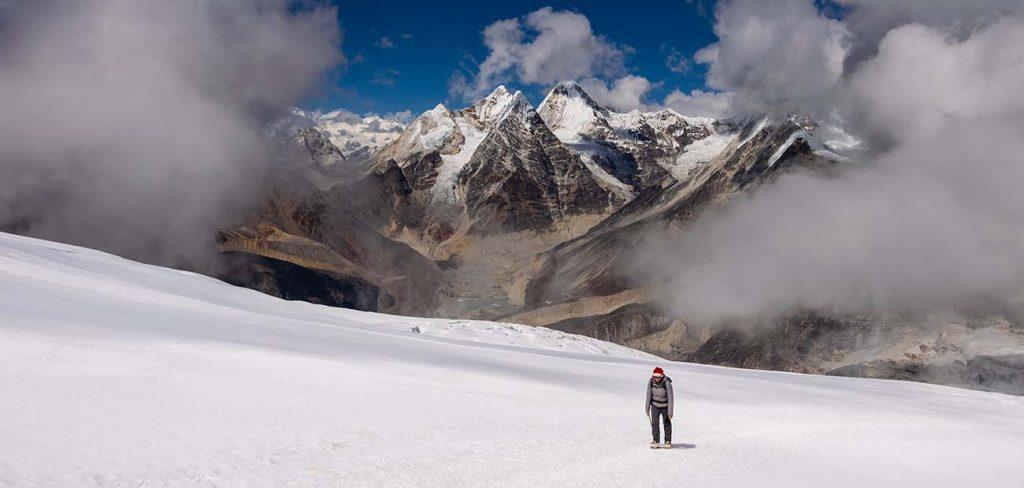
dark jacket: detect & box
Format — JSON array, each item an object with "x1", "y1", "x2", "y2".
[{"x1": 645, "y1": 376, "x2": 674, "y2": 417}]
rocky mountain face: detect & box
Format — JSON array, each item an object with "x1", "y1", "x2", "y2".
[
  {"x1": 220, "y1": 83, "x2": 1024, "y2": 395},
  {"x1": 458, "y1": 91, "x2": 612, "y2": 232}
]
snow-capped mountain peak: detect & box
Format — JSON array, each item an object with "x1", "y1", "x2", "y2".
[
  {"x1": 377, "y1": 103, "x2": 464, "y2": 162},
  {"x1": 492, "y1": 90, "x2": 538, "y2": 126},
  {"x1": 538, "y1": 82, "x2": 610, "y2": 142},
  {"x1": 540, "y1": 81, "x2": 607, "y2": 114},
  {"x1": 533, "y1": 82, "x2": 731, "y2": 188},
  {"x1": 462, "y1": 85, "x2": 525, "y2": 128}
]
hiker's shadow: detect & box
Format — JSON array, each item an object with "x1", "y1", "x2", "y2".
[{"x1": 669, "y1": 443, "x2": 697, "y2": 450}]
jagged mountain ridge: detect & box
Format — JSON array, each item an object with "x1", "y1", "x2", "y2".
[
  {"x1": 537, "y1": 81, "x2": 719, "y2": 194},
  {"x1": 228, "y1": 82, "x2": 842, "y2": 322},
  {"x1": 222, "y1": 82, "x2": 776, "y2": 322}
]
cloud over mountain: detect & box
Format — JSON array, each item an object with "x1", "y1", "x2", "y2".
[
  {"x1": 644, "y1": 0, "x2": 1024, "y2": 323},
  {"x1": 449, "y1": 7, "x2": 630, "y2": 103},
  {"x1": 450, "y1": 6, "x2": 730, "y2": 114}
]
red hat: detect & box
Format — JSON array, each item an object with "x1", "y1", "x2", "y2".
[{"x1": 652, "y1": 367, "x2": 664, "y2": 375}]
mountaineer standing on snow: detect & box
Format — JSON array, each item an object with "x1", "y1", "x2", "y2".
[{"x1": 645, "y1": 367, "x2": 673, "y2": 449}]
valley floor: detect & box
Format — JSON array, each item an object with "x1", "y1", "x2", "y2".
[{"x1": 1, "y1": 232, "x2": 1022, "y2": 487}]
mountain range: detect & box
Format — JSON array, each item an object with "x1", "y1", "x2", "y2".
[{"x1": 218, "y1": 82, "x2": 1024, "y2": 395}]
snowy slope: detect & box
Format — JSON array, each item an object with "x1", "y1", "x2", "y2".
[{"x1": 1, "y1": 232, "x2": 1023, "y2": 487}]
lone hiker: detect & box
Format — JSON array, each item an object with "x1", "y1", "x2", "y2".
[{"x1": 645, "y1": 366, "x2": 673, "y2": 449}]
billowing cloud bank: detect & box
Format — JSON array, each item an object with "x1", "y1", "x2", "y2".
[
  {"x1": 648, "y1": 0, "x2": 1024, "y2": 323},
  {"x1": 0, "y1": 0, "x2": 342, "y2": 267}
]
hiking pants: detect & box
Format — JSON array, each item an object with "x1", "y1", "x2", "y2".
[{"x1": 650, "y1": 405, "x2": 671, "y2": 443}]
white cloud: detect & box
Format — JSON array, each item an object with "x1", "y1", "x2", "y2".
[
  {"x1": 847, "y1": 17, "x2": 1024, "y2": 147},
  {"x1": 0, "y1": 0, "x2": 342, "y2": 268},
  {"x1": 698, "y1": 0, "x2": 850, "y2": 119},
  {"x1": 839, "y1": 0, "x2": 1024, "y2": 67},
  {"x1": 579, "y1": 75, "x2": 657, "y2": 112},
  {"x1": 451, "y1": 7, "x2": 629, "y2": 101},
  {"x1": 382, "y1": 110, "x2": 414, "y2": 123},
  {"x1": 662, "y1": 89, "x2": 734, "y2": 118},
  {"x1": 375, "y1": 36, "x2": 396, "y2": 49}
]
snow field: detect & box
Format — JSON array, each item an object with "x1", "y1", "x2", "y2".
[{"x1": 1, "y1": 231, "x2": 1022, "y2": 487}]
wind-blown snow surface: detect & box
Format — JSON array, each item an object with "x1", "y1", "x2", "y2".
[{"x1": 1, "y1": 232, "x2": 1022, "y2": 487}]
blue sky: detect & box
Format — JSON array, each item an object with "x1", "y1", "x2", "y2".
[{"x1": 304, "y1": 1, "x2": 718, "y2": 116}]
